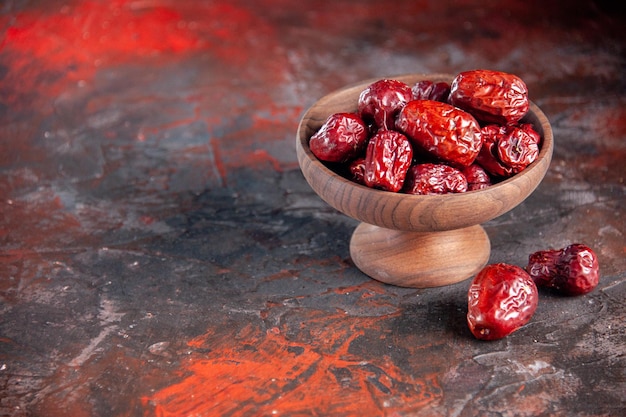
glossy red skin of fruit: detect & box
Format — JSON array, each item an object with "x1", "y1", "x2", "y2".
[
  {"x1": 358, "y1": 79, "x2": 413, "y2": 131},
  {"x1": 527, "y1": 244, "x2": 600, "y2": 296},
  {"x1": 467, "y1": 263, "x2": 539, "y2": 341},
  {"x1": 476, "y1": 123, "x2": 540, "y2": 178},
  {"x1": 348, "y1": 157, "x2": 366, "y2": 185},
  {"x1": 395, "y1": 100, "x2": 482, "y2": 168},
  {"x1": 476, "y1": 124, "x2": 513, "y2": 177},
  {"x1": 449, "y1": 69, "x2": 529, "y2": 125},
  {"x1": 462, "y1": 164, "x2": 492, "y2": 191},
  {"x1": 309, "y1": 112, "x2": 369, "y2": 163},
  {"x1": 411, "y1": 80, "x2": 450, "y2": 102},
  {"x1": 403, "y1": 163, "x2": 468, "y2": 195},
  {"x1": 496, "y1": 123, "x2": 540, "y2": 173},
  {"x1": 364, "y1": 130, "x2": 413, "y2": 192}
]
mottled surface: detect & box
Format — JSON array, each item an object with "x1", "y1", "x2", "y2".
[{"x1": 1, "y1": 0, "x2": 625, "y2": 416}]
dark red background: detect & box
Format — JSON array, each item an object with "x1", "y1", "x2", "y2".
[{"x1": 1, "y1": 1, "x2": 625, "y2": 416}]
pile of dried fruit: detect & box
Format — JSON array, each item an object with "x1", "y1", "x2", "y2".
[
  {"x1": 308, "y1": 69, "x2": 541, "y2": 194},
  {"x1": 308, "y1": 69, "x2": 599, "y2": 341},
  {"x1": 467, "y1": 244, "x2": 600, "y2": 341}
]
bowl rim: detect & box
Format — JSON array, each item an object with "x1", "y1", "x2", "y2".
[{"x1": 296, "y1": 73, "x2": 554, "y2": 231}]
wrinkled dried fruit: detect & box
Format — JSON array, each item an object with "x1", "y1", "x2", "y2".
[
  {"x1": 403, "y1": 163, "x2": 468, "y2": 195},
  {"x1": 449, "y1": 69, "x2": 529, "y2": 125},
  {"x1": 307, "y1": 71, "x2": 542, "y2": 193},
  {"x1": 411, "y1": 80, "x2": 450, "y2": 102},
  {"x1": 364, "y1": 130, "x2": 413, "y2": 192},
  {"x1": 527, "y1": 243, "x2": 599, "y2": 296},
  {"x1": 475, "y1": 124, "x2": 514, "y2": 177},
  {"x1": 462, "y1": 164, "x2": 492, "y2": 191},
  {"x1": 348, "y1": 157, "x2": 366, "y2": 185},
  {"x1": 358, "y1": 79, "x2": 413, "y2": 131},
  {"x1": 467, "y1": 263, "x2": 539, "y2": 341},
  {"x1": 476, "y1": 123, "x2": 539, "y2": 177},
  {"x1": 309, "y1": 112, "x2": 368, "y2": 163},
  {"x1": 496, "y1": 123, "x2": 540, "y2": 173},
  {"x1": 395, "y1": 100, "x2": 482, "y2": 168}
]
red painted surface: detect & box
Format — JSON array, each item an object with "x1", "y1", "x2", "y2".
[
  {"x1": 1, "y1": 1, "x2": 625, "y2": 416},
  {"x1": 143, "y1": 315, "x2": 441, "y2": 416},
  {"x1": 0, "y1": 1, "x2": 269, "y2": 90},
  {"x1": 0, "y1": 0, "x2": 296, "y2": 190}
]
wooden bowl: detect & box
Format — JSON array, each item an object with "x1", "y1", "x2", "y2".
[{"x1": 296, "y1": 73, "x2": 553, "y2": 288}]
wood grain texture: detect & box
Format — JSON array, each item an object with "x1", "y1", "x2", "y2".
[
  {"x1": 350, "y1": 224, "x2": 490, "y2": 287},
  {"x1": 296, "y1": 73, "x2": 554, "y2": 287}
]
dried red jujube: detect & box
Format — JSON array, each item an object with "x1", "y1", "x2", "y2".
[
  {"x1": 395, "y1": 100, "x2": 482, "y2": 168},
  {"x1": 358, "y1": 79, "x2": 413, "y2": 131},
  {"x1": 475, "y1": 125, "x2": 514, "y2": 177},
  {"x1": 449, "y1": 69, "x2": 529, "y2": 125},
  {"x1": 403, "y1": 163, "x2": 468, "y2": 195},
  {"x1": 462, "y1": 164, "x2": 492, "y2": 191},
  {"x1": 476, "y1": 123, "x2": 540, "y2": 177},
  {"x1": 364, "y1": 129, "x2": 413, "y2": 192},
  {"x1": 348, "y1": 157, "x2": 366, "y2": 185},
  {"x1": 526, "y1": 243, "x2": 599, "y2": 296},
  {"x1": 467, "y1": 263, "x2": 539, "y2": 341},
  {"x1": 496, "y1": 123, "x2": 540, "y2": 174},
  {"x1": 309, "y1": 112, "x2": 368, "y2": 163},
  {"x1": 411, "y1": 80, "x2": 450, "y2": 102}
]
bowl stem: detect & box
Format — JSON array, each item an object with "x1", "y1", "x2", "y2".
[{"x1": 349, "y1": 223, "x2": 490, "y2": 288}]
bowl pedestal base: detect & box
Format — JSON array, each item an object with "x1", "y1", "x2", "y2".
[{"x1": 349, "y1": 223, "x2": 490, "y2": 288}]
